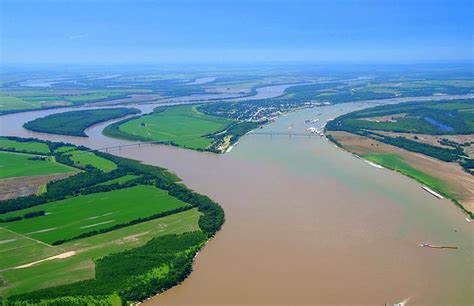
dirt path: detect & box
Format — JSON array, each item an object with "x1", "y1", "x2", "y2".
[{"x1": 14, "y1": 251, "x2": 76, "y2": 269}]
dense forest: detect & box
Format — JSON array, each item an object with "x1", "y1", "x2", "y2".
[{"x1": 23, "y1": 108, "x2": 140, "y2": 137}]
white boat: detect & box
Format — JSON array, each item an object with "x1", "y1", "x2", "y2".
[{"x1": 422, "y1": 186, "x2": 444, "y2": 199}]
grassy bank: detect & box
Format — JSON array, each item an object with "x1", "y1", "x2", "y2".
[{"x1": 362, "y1": 153, "x2": 450, "y2": 197}]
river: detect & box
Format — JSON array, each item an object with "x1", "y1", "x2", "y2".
[{"x1": 0, "y1": 94, "x2": 473, "y2": 305}]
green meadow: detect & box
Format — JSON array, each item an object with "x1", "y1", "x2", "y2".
[
  {"x1": 0, "y1": 151, "x2": 76, "y2": 179},
  {"x1": 0, "y1": 209, "x2": 201, "y2": 296},
  {"x1": 108, "y1": 105, "x2": 233, "y2": 149},
  {"x1": 68, "y1": 150, "x2": 117, "y2": 172},
  {"x1": 53, "y1": 145, "x2": 76, "y2": 153},
  {"x1": 98, "y1": 174, "x2": 140, "y2": 186},
  {"x1": 0, "y1": 96, "x2": 41, "y2": 112},
  {"x1": 1, "y1": 185, "x2": 189, "y2": 244},
  {"x1": 0, "y1": 227, "x2": 57, "y2": 271},
  {"x1": 0, "y1": 137, "x2": 50, "y2": 154}
]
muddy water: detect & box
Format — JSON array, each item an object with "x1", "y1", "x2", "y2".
[
  {"x1": 136, "y1": 104, "x2": 473, "y2": 306},
  {"x1": 1, "y1": 99, "x2": 473, "y2": 305}
]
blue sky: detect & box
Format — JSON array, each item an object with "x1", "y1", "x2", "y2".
[{"x1": 1, "y1": 0, "x2": 473, "y2": 64}]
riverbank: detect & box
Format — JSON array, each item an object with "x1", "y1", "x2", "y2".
[
  {"x1": 1, "y1": 97, "x2": 473, "y2": 305},
  {"x1": 326, "y1": 131, "x2": 474, "y2": 217},
  {"x1": 324, "y1": 98, "x2": 474, "y2": 219}
]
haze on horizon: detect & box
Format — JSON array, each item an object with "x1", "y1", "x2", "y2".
[{"x1": 1, "y1": 0, "x2": 473, "y2": 65}]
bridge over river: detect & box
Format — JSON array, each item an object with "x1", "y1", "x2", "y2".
[{"x1": 76, "y1": 131, "x2": 322, "y2": 154}]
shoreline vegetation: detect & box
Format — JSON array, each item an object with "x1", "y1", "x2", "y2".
[
  {"x1": 0, "y1": 136, "x2": 225, "y2": 305},
  {"x1": 325, "y1": 99, "x2": 474, "y2": 218},
  {"x1": 23, "y1": 108, "x2": 140, "y2": 137}
]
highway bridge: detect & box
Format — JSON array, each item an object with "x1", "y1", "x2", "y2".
[
  {"x1": 246, "y1": 131, "x2": 322, "y2": 137},
  {"x1": 76, "y1": 131, "x2": 323, "y2": 154},
  {"x1": 77, "y1": 141, "x2": 164, "y2": 154}
]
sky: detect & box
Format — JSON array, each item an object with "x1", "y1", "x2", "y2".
[{"x1": 1, "y1": 0, "x2": 473, "y2": 64}]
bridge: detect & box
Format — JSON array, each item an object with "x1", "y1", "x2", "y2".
[
  {"x1": 75, "y1": 132, "x2": 324, "y2": 154},
  {"x1": 77, "y1": 141, "x2": 166, "y2": 154},
  {"x1": 247, "y1": 131, "x2": 323, "y2": 137}
]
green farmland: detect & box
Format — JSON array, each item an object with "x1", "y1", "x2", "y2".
[
  {"x1": 67, "y1": 150, "x2": 117, "y2": 172},
  {"x1": 0, "y1": 209, "x2": 201, "y2": 296},
  {"x1": 0, "y1": 151, "x2": 76, "y2": 179},
  {"x1": 0, "y1": 137, "x2": 224, "y2": 305},
  {"x1": 1, "y1": 185, "x2": 190, "y2": 244},
  {"x1": 105, "y1": 105, "x2": 234, "y2": 150},
  {"x1": 0, "y1": 137, "x2": 50, "y2": 154},
  {"x1": 98, "y1": 174, "x2": 140, "y2": 186},
  {"x1": 0, "y1": 96, "x2": 42, "y2": 112}
]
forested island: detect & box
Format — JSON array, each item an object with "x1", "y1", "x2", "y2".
[{"x1": 23, "y1": 108, "x2": 140, "y2": 137}]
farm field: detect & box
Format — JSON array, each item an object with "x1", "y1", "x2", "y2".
[
  {"x1": 0, "y1": 151, "x2": 76, "y2": 179},
  {"x1": 67, "y1": 150, "x2": 117, "y2": 172},
  {"x1": 23, "y1": 108, "x2": 140, "y2": 137},
  {"x1": 0, "y1": 137, "x2": 224, "y2": 304},
  {"x1": 1, "y1": 185, "x2": 190, "y2": 244},
  {"x1": 0, "y1": 137, "x2": 50, "y2": 154},
  {"x1": 0, "y1": 96, "x2": 42, "y2": 112},
  {"x1": 98, "y1": 174, "x2": 140, "y2": 186},
  {"x1": 106, "y1": 105, "x2": 234, "y2": 150},
  {"x1": 0, "y1": 173, "x2": 73, "y2": 201},
  {"x1": 0, "y1": 208, "x2": 201, "y2": 296},
  {"x1": 0, "y1": 88, "x2": 152, "y2": 114},
  {"x1": 54, "y1": 145, "x2": 75, "y2": 153}
]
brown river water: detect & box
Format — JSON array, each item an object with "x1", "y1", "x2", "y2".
[{"x1": 0, "y1": 94, "x2": 473, "y2": 305}]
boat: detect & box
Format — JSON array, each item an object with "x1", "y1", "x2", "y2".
[
  {"x1": 422, "y1": 186, "x2": 444, "y2": 199},
  {"x1": 419, "y1": 242, "x2": 457, "y2": 249}
]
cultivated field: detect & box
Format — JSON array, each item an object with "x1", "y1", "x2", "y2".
[
  {"x1": 1, "y1": 185, "x2": 190, "y2": 244},
  {"x1": 67, "y1": 150, "x2": 117, "y2": 172},
  {"x1": 0, "y1": 137, "x2": 50, "y2": 154},
  {"x1": 0, "y1": 151, "x2": 76, "y2": 179},
  {"x1": 0, "y1": 208, "x2": 201, "y2": 296},
  {"x1": 98, "y1": 174, "x2": 140, "y2": 186},
  {"x1": 0, "y1": 137, "x2": 224, "y2": 304},
  {"x1": 108, "y1": 105, "x2": 233, "y2": 149},
  {"x1": 0, "y1": 173, "x2": 74, "y2": 200}
]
